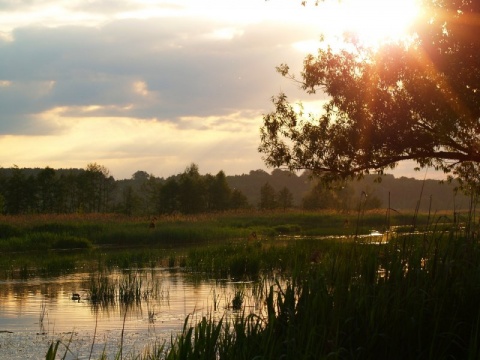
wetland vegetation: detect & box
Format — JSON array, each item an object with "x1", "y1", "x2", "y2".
[{"x1": 0, "y1": 209, "x2": 479, "y2": 359}]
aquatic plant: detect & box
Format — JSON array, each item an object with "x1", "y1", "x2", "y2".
[
  {"x1": 231, "y1": 289, "x2": 244, "y2": 311},
  {"x1": 86, "y1": 270, "x2": 165, "y2": 309},
  {"x1": 39, "y1": 297, "x2": 48, "y2": 333},
  {"x1": 87, "y1": 272, "x2": 116, "y2": 306},
  {"x1": 167, "y1": 230, "x2": 480, "y2": 359}
]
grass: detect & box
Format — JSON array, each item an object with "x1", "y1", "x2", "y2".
[
  {"x1": 86, "y1": 270, "x2": 164, "y2": 309},
  {"x1": 150, "y1": 229, "x2": 480, "y2": 359},
  {"x1": 0, "y1": 210, "x2": 477, "y2": 359},
  {"x1": 0, "y1": 210, "x2": 375, "y2": 279},
  {"x1": 39, "y1": 297, "x2": 48, "y2": 333},
  {"x1": 0, "y1": 210, "x2": 427, "y2": 255}
]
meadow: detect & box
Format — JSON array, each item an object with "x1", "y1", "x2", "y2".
[{"x1": 0, "y1": 209, "x2": 478, "y2": 359}]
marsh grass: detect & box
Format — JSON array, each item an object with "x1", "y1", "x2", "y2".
[
  {"x1": 185, "y1": 241, "x2": 265, "y2": 279},
  {"x1": 88, "y1": 272, "x2": 116, "y2": 306},
  {"x1": 43, "y1": 226, "x2": 480, "y2": 359},
  {"x1": 87, "y1": 270, "x2": 166, "y2": 309},
  {"x1": 230, "y1": 289, "x2": 244, "y2": 311},
  {"x1": 10, "y1": 210, "x2": 475, "y2": 359},
  {"x1": 152, "y1": 232, "x2": 480, "y2": 359},
  {"x1": 39, "y1": 297, "x2": 48, "y2": 334},
  {"x1": 0, "y1": 210, "x2": 409, "y2": 256}
]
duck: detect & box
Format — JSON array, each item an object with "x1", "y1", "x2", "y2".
[{"x1": 71, "y1": 293, "x2": 81, "y2": 301}]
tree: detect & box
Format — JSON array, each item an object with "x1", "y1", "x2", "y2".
[
  {"x1": 302, "y1": 180, "x2": 357, "y2": 212},
  {"x1": 4, "y1": 166, "x2": 28, "y2": 214},
  {"x1": 120, "y1": 185, "x2": 140, "y2": 215},
  {"x1": 76, "y1": 163, "x2": 114, "y2": 213},
  {"x1": 259, "y1": 0, "x2": 480, "y2": 181},
  {"x1": 130, "y1": 171, "x2": 159, "y2": 215},
  {"x1": 159, "y1": 177, "x2": 180, "y2": 214},
  {"x1": 277, "y1": 186, "x2": 293, "y2": 211},
  {"x1": 260, "y1": 182, "x2": 277, "y2": 210},
  {"x1": 205, "y1": 171, "x2": 231, "y2": 211},
  {"x1": 230, "y1": 188, "x2": 249, "y2": 209},
  {"x1": 302, "y1": 182, "x2": 335, "y2": 210},
  {"x1": 36, "y1": 167, "x2": 57, "y2": 213},
  {"x1": 178, "y1": 163, "x2": 206, "y2": 214}
]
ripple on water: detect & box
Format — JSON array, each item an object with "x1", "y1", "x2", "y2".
[{"x1": 0, "y1": 269, "x2": 265, "y2": 358}]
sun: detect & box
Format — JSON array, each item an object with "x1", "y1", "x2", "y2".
[
  {"x1": 293, "y1": 0, "x2": 423, "y2": 53},
  {"x1": 333, "y1": 0, "x2": 421, "y2": 46}
]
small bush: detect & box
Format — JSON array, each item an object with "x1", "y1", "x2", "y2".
[
  {"x1": 0, "y1": 223, "x2": 22, "y2": 239},
  {"x1": 273, "y1": 224, "x2": 302, "y2": 234},
  {"x1": 52, "y1": 236, "x2": 93, "y2": 249}
]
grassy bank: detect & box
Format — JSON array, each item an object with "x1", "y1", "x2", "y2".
[
  {"x1": 0, "y1": 209, "x2": 446, "y2": 251},
  {"x1": 0, "y1": 209, "x2": 459, "y2": 279}
]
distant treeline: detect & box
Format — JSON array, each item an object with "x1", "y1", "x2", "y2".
[{"x1": 0, "y1": 163, "x2": 470, "y2": 215}]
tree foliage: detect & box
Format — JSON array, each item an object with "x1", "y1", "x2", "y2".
[
  {"x1": 0, "y1": 164, "x2": 471, "y2": 215},
  {"x1": 277, "y1": 186, "x2": 294, "y2": 210},
  {"x1": 260, "y1": 182, "x2": 277, "y2": 210},
  {"x1": 260, "y1": 0, "x2": 480, "y2": 181}
]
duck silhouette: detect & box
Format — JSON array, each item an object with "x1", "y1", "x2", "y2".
[{"x1": 71, "y1": 293, "x2": 81, "y2": 301}]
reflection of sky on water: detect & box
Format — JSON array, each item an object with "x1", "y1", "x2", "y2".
[{"x1": 0, "y1": 269, "x2": 262, "y2": 359}]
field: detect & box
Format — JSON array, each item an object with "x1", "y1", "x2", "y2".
[{"x1": 0, "y1": 209, "x2": 479, "y2": 359}]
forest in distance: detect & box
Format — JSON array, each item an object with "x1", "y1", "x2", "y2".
[{"x1": 0, "y1": 163, "x2": 471, "y2": 216}]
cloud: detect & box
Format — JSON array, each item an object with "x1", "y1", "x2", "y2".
[
  {"x1": 0, "y1": 1, "x2": 333, "y2": 179},
  {"x1": 0, "y1": 16, "x2": 314, "y2": 135},
  {"x1": 0, "y1": 112, "x2": 265, "y2": 179}
]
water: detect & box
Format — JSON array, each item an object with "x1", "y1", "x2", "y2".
[{"x1": 0, "y1": 269, "x2": 261, "y2": 359}]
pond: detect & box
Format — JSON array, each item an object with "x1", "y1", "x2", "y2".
[{"x1": 0, "y1": 267, "x2": 266, "y2": 359}]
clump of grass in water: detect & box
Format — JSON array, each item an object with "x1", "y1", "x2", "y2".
[
  {"x1": 231, "y1": 289, "x2": 244, "y2": 311},
  {"x1": 88, "y1": 272, "x2": 116, "y2": 305},
  {"x1": 39, "y1": 297, "x2": 48, "y2": 334},
  {"x1": 168, "y1": 254, "x2": 176, "y2": 268},
  {"x1": 87, "y1": 270, "x2": 164, "y2": 308},
  {"x1": 118, "y1": 271, "x2": 145, "y2": 304}
]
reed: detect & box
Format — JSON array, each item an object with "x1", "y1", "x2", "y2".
[
  {"x1": 230, "y1": 289, "x2": 244, "y2": 311},
  {"x1": 88, "y1": 272, "x2": 116, "y2": 306},
  {"x1": 43, "y1": 225, "x2": 480, "y2": 359},
  {"x1": 39, "y1": 297, "x2": 48, "y2": 333},
  {"x1": 157, "y1": 226, "x2": 480, "y2": 359},
  {"x1": 0, "y1": 210, "x2": 420, "y2": 255},
  {"x1": 87, "y1": 270, "x2": 165, "y2": 308}
]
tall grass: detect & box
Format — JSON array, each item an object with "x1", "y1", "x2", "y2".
[
  {"x1": 87, "y1": 270, "x2": 167, "y2": 309},
  {"x1": 10, "y1": 210, "x2": 475, "y2": 359},
  {"x1": 0, "y1": 210, "x2": 416, "y2": 255},
  {"x1": 157, "y1": 228, "x2": 480, "y2": 359},
  {"x1": 41, "y1": 225, "x2": 480, "y2": 359}
]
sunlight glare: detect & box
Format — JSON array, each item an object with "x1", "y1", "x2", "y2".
[{"x1": 334, "y1": 0, "x2": 421, "y2": 46}]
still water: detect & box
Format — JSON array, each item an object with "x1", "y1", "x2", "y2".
[{"x1": 0, "y1": 268, "x2": 263, "y2": 359}]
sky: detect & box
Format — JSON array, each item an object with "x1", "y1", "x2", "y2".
[{"x1": 0, "y1": 0, "x2": 438, "y2": 180}]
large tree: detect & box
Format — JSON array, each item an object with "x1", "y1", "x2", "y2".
[{"x1": 260, "y1": 0, "x2": 480, "y2": 181}]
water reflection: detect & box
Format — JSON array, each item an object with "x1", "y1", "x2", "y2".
[{"x1": 0, "y1": 268, "x2": 269, "y2": 359}]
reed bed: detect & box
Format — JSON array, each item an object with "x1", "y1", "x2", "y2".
[
  {"x1": 0, "y1": 210, "x2": 450, "y2": 260},
  {"x1": 87, "y1": 270, "x2": 166, "y2": 308},
  {"x1": 42, "y1": 226, "x2": 480, "y2": 359},
  {"x1": 156, "y1": 230, "x2": 480, "y2": 359},
  {"x1": 3, "y1": 210, "x2": 477, "y2": 358}
]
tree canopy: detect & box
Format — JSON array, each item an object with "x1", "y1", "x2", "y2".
[{"x1": 259, "y1": 0, "x2": 480, "y2": 181}]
